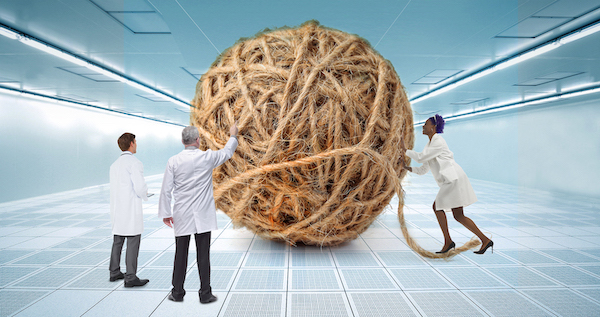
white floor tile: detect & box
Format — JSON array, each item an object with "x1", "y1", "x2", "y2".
[
  {"x1": 144, "y1": 227, "x2": 174, "y2": 239},
  {"x1": 507, "y1": 237, "x2": 560, "y2": 249},
  {"x1": 15, "y1": 290, "x2": 110, "y2": 317},
  {"x1": 542, "y1": 236, "x2": 600, "y2": 248},
  {"x1": 9, "y1": 227, "x2": 60, "y2": 237},
  {"x1": 0, "y1": 227, "x2": 29, "y2": 237},
  {"x1": 211, "y1": 238, "x2": 252, "y2": 251},
  {"x1": 44, "y1": 227, "x2": 94, "y2": 237},
  {"x1": 81, "y1": 290, "x2": 166, "y2": 317},
  {"x1": 151, "y1": 291, "x2": 226, "y2": 317},
  {"x1": 138, "y1": 238, "x2": 174, "y2": 251},
  {"x1": 0, "y1": 236, "x2": 33, "y2": 248},
  {"x1": 359, "y1": 228, "x2": 397, "y2": 239},
  {"x1": 8, "y1": 237, "x2": 69, "y2": 250},
  {"x1": 329, "y1": 238, "x2": 370, "y2": 251},
  {"x1": 363, "y1": 238, "x2": 410, "y2": 251},
  {"x1": 218, "y1": 228, "x2": 255, "y2": 239},
  {"x1": 0, "y1": 176, "x2": 599, "y2": 317}
]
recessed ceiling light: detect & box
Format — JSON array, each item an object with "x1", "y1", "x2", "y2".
[
  {"x1": 425, "y1": 70, "x2": 463, "y2": 78},
  {"x1": 0, "y1": 22, "x2": 190, "y2": 109},
  {"x1": 108, "y1": 12, "x2": 171, "y2": 34},
  {"x1": 496, "y1": 17, "x2": 571, "y2": 38},
  {"x1": 412, "y1": 77, "x2": 446, "y2": 85},
  {"x1": 450, "y1": 98, "x2": 488, "y2": 105},
  {"x1": 136, "y1": 94, "x2": 170, "y2": 102},
  {"x1": 514, "y1": 78, "x2": 555, "y2": 86},
  {"x1": 537, "y1": 71, "x2": 583, "y2": 80},
  {"x1": 414, "y1": 85, "x2": 600, "y2": 125},
  {"x1": 411, "y1": 19, "x2": 600, "y2": 105}
]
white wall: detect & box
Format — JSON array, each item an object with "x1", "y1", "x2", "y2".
[
  {"x1": 3, "y1": 91, "x2": 598, "y2": 203},
  {"x1": 0, "y1": 93, "x2": 184, "y2": 203},
  {"x1": 411, "y1": 96, "x2": 600, "y2": 198}
]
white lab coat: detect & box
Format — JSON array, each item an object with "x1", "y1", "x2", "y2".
[
  {"x1": 158, "y1": 137, "x2": 238, "y2": 236},
  {"x1": 110, "y1": 152, "x2": 148, "y2": 236},
  {"x1": 406, "y1": 134, "x2": 477, "y2": 211}
]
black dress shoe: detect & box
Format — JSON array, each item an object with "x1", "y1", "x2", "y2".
[
  {"x1": 124, "y1": 278, "x2": 149, "y2": 288},
  {"x1": 109, "y1": 272, "x2": 124, "y2": 282},
  {"x1": 200, "y1": 294, "x2": 217, "y2": 304},
  {"x1": 168, "y1": 293, "x2": 183, "y2": 302}
]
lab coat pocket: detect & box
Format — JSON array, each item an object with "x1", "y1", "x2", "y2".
[{"x1": 439, "y1": 161, "x2": 458, "y2": 184}]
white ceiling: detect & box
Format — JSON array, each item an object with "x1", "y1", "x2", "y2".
[{"x1": 0, "y1": 0, "x2": 599, "y2": 125}]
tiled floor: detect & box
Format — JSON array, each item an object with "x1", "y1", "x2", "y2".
[{"x1": 1, "y1": 174, "x2": 600, "y2": 316}]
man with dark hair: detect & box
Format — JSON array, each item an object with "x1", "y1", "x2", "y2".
[
  {"x1": 109, "y1": 132, "x2": 150, "y2": 287},
  {"x1": 117, "y1": 132, "x2": 136, "y2": 151},
  {"x1": 159, "y1": 123, "x2": 238, "y2": 304}
]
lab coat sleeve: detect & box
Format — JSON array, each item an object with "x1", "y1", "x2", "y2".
[
  {"x1": 405, "y1": 139, "x2": 445, "y2": 163},
  {"x1": 410, "y1": 160, "x2": 430, "y2": 175},
  {"x1": 158, "y1": 160, "x2": 174, "y2": 218},
  {"x1": 131, "y1": 160, "x2": 148, "y2": 201},
  {"x1": 210, "y1": 137, "x2": 239, "y2": 168}
]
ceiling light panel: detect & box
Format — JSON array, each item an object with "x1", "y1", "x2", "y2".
[
  {"x1": 0, "y1": 27, "x2": 19, "y2": 40},
  {"x1": 412, "y1": 77, "x2": 446, "y2": 85},
  {"x1": 0, "y1": 76, "x2": 18, "y2": 83},
  {"x1": 109, "y1": 12, "x2": 171, "y2": 34},
  {"x1": 182, "y1": 67, "x2": 204, "y2": 80},
  {"x1": 425, "y1": 69, "x2": 463, "y2": 78},
  {"x1": 136, "y1": 94, "x2": 169, "y2": 102},
  {"x1": 496, "y1": 17, "x2": 572, "y2": 38},
  {"x1": 175, "y1": 108, "x2": 191, "y2": 114},
  {"x1": 412, "y1": 69, "x2": 464, "y2": 85},
  {"x1": 537, "y1": 71, "x2": 583, "y2": 80},
  {"x1": 91, "y1": 0, "x2": 170, "y2": 34},
  {"x1": 57, "y1": 67, "x2": 118, "y2": 82},
  {"x1": 515, "y1": 71, "x2": 584, "y2": 86},
  {"x1": 451, "y1": 98, "x2": 488, "y2": 105},
  {"x1": 90, "y1": 0, "x2": 154, "y2": 12},
  {"x1": 560, "y1": 20, "x2": 600, "y2": 44},
  {"x1": 534, "y1": 0, "x2": 600, "y2": 18},
  {"x1": 0, "y1": 77, "x2": 20, "y2": 89},
  {"x1": 56, "y1": 94, "x2": 97, "y2": 103},
  {"x1": 514, "y1": 78, "x2": 555, "y2": 86},
  {"x1": 414, "y1": 84, "x2": 600, "y2": 126}
]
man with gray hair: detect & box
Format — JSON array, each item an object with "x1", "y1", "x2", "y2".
[{"x1": 158, "y1": 123, "x2": 238, "y2": 304}]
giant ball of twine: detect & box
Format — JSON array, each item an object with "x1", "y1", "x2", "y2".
[{"x1": 191, "y1": 22, "x2": 479, "y2": 256}]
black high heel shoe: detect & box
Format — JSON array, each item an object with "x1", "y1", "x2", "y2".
[
  {"x1": 436, "y1": 241, "x2": 455, "y2": 254},
  {"x1": 474, "y1": 240, "x2": 494, "y2": 254}
]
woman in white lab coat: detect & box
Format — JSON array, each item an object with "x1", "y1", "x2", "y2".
[{"x1": 403, "y1": 114, "x2": 493, "y2": 254}]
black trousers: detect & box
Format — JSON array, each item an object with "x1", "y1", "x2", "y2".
[{"x1": 171, "y1": 231, "x2": 211, "y2": 300}]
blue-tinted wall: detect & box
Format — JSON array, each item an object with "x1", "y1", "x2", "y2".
[
  {"x1": 2, "y1": 92, "x2": 599, "y2": 203},
  {"x1": 411, "y1": 96, "x2": 600, "y2": 198},
  {"x1": 0, "y1": 93, "x2": 184, "y2": 203}
]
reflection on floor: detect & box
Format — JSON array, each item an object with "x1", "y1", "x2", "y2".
[{"x1": 1, "y1": 174, "x2": 600, "y2": 317}]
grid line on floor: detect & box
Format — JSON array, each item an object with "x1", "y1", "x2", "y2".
[{"x1": 1, "y1": 175, "x2": 600, "y2": 317}]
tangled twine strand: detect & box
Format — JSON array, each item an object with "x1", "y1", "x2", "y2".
[{"x1": 191, "y1": 21, "x2": 479, "y2": 257}]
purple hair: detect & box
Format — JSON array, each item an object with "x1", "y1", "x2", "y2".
[{"x1": 428, "y1": 114, "x2": 445, "y2": 133}]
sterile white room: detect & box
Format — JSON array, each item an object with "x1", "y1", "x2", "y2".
[{"x1": 1, "y1": 1, "x2": 600, "y2": 316}]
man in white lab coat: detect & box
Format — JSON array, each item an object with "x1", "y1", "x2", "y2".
[
  {"x1": 109, "y1": 132, "x2": 149, "y2": 287},
  {"x1": 159, "y1": 124, "x2": 238, "y2": 304}
]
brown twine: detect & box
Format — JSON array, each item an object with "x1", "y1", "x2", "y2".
[{"x1": 190, "y1": 21, "x2": 479, "y2": 258}]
